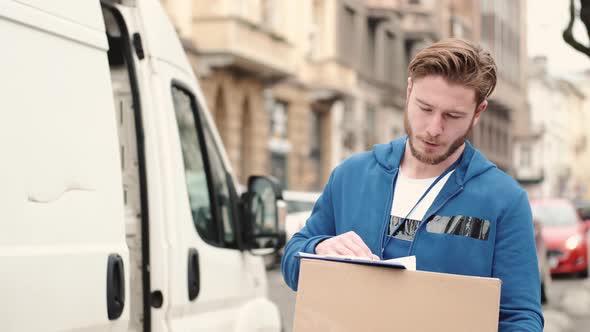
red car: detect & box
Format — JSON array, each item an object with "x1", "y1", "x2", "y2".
[{"x1": 531, "y1": 198, "x2": 590, "y2": 277}]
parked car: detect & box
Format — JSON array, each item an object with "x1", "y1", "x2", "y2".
[
  {"x1": 3, "y1": 1, "x2": 284, "y2": 331},
  {"x1": 533, "y1": 218, "x2": 552, "y2": 303},
  {"x1": 262, "y1": 191, "x2": 320, "y2": 269},
  {"x1": 531, "y1": 198, "x2": 590, "y2": 278},
  {"x1": 284, "y1": 191, "x2": 322, "y2": 241},
  {"x1": 573, "y1": 198, "x2": 590, "y2": 224}
]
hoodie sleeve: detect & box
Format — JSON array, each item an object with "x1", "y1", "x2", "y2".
[
  {"x1": 493, "y1": 190, "x2": 544, "y2": 331},
  {"x1": 281, "y1": 169, "x2": 338, "y2": 291}
]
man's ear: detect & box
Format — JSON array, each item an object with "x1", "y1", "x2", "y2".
[
  {"x1": 472, "y1": 100, "x2": 488, "y2": 127},
  {"x1": 406, "y1": 77, "x2": 413, "y2": 101}
]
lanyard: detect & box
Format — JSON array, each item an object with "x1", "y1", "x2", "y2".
[{"x1": 383, "y1": 155, "x2": 462, "y2": 250}]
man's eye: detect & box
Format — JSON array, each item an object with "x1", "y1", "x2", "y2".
[
  {"x1": 420, "y1": 107, "x2": 432, "y2": 112},
  {"x1": 447, "y1": 114, "x2": 461, "y2": 119}
]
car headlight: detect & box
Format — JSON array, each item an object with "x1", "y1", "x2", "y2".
[{"x1": 565, "y1": 234, "x2": 583, "y2": 250}]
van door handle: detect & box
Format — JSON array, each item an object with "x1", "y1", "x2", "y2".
[
  {"x1": 188, "y1": 248, "x2": 200, "y2": 301},
  {"x1": 106, "y1": 254, "x2": 125, "y2": 320}
]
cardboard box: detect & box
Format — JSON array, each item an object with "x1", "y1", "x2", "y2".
[{"x1": 293, "y1": 258, "x2": 501, "y2": 332}]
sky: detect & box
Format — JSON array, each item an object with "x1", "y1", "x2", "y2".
[{"x1": 528, "y1": 0, "x2": 590, "y2": 75}]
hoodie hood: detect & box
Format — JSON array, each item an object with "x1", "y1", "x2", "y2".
[{"x1": 373, "y1": 135, "x2": 496, "y2": 185}]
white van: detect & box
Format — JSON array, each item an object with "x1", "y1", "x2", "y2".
[{"x1": 1, "y1": 1, "x2": 285, "y2": 331}]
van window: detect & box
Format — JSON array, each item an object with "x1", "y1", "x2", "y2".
[{"x1": 172, "y1": 85, "x2": 238, "y2": 248}]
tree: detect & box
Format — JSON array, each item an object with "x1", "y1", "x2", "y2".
[{"x1": 563, "y1": 0, "x2": 590, "y2": 58}]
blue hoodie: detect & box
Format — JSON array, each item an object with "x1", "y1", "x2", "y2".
[{"x1": 282, "y1": 136, "x2": 544, "y2": 331}]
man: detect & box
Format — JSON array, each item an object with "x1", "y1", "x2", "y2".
[{"x1": 281, "y1": 39, "x2": 543, "y2": 331}]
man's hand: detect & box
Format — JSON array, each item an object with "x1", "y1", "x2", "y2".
[{"x1": 315, "y1": 231, "x2": 380, "y2": 260}]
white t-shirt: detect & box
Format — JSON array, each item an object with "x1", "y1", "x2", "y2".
[{"x1": 388, "y1": 169, "x2": 454, "y2": 240}]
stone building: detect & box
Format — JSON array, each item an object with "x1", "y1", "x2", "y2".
[{"x1": 162, "y1": 0, "x2": 529, "y2": 190}]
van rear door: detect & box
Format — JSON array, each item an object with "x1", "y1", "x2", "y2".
[{"x1": 0, "y1": 1, "x2": 129, "y2": 331}]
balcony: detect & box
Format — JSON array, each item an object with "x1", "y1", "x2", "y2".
[
  {"x1": 363, "y1": 0, "x2": 401, "y2": 9},
  {"x1": 491, "y1": 76, "x2": 527, "y2": 115},
  {"x1": 301, "y1": 59, "x2": 358, "y2": 98},
  {"x1": 515, "y1": 167, "x2": 545, "y2": 185},
  {"x1": 397, "y1": 0, "x2": 439, "y2": 39},
  {"x1": 191, "y1": 16, "x2": 294, "y2": 80}
]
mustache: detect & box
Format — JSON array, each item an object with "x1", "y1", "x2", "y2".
[{"x1": 416, "y1": 134, "x2": 444, "y2": 145}]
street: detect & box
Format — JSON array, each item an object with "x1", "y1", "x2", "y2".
[
  {"x1": 267, "y1": 267, "x2": 296, "y2": 332},
  {"x1": 544, "y1": 275, "x2": 590, "y2": 332},
  {"x1": 267, "y1": 268, "x2": 590, "y2": 332}
]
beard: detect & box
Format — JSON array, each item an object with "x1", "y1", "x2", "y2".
[{"x1": 403, "y1": 110, "x2": 473, "y2": 165}]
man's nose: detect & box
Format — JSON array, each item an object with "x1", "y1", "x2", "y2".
[{"x1": 426, "y1": 114, "x2": 444, "y2": 137}]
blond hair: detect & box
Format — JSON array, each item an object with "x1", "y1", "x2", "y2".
[{"x1": 408, "y1": 38, "x2": 497, "y2": 104}]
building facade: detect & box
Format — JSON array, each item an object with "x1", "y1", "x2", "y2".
[
  {"x1": 471, "y1": 0, "x2": 529, "y2": 173},
  {"x1": 568, "y1": 70, "x2": 590, "y2": 200},
  {"x1": 163, "y1": 0, "x2": 324, "y2": 190},
  {"x1": 515, "y1": 57, "x2": 586, "y2": 198},
  {"x1": 162, "y1": 0, "x2": 528, "y2": 190}
]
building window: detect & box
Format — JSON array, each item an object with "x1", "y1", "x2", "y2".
[
  {"x1": 342, "y1": 6, "x2": 357, "y2": 66},
  {"x1": 481, "y1": 13, "x2": 495, "y2": 46},
  {"x1": 367, "y1": 18, "x2": 377, "y2": 75},
  {"x1": 404, "y1": 38, "x2": 422, "y2": 73},
  {"x1": 385, "y1": 32, "x2": 396, "y2": 83},
  {"x1": 521, "y1": 144, "x2": 531, "y2": 168},
  {"x1": 342, "y1": 100, "x2": 357, "y2": 155},
  {"x1": 270, "y1": 152, "x2": 288, "y2": 189},
  {"x1": 451, "y1": 17, "x2": 466, "y2": 38},
  {"x1": 310, "y1": 110, "x2": 322, "y2": 162},
  {"x1": 310, "y1": 110, "x2": 323, "y2": 188},
  {"x1": 270, "y1": 100, "x2": 288, "y2": 140},
  {"x1": 269, "y1": 99, "x2": 290, "y2": 189},
  {"x1": 365, "y1": 104, "x2": 377, "y2": 150}
]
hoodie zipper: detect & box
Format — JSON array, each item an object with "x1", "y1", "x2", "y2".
[
  {"x1": 379, "y1": 171, "x2": 398, "y2": 259},
  {"x1": 408, "y1": 185, "x2": 465, "y2": 255}
]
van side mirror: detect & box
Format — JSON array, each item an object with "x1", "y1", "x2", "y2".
[{"x1": 241, "y1": 176, "x2": 286, "y2": 255}]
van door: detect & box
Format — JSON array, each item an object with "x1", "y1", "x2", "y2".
[
  {"x1": 164, "y1": 75, "x2": 281, "y2": 332},
  {"x1": 1, "y1": 1, "x2": 129, "y2": 331},
  {"x1": 111, "y1": 1, "x2": 282, "y2": 331}
]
